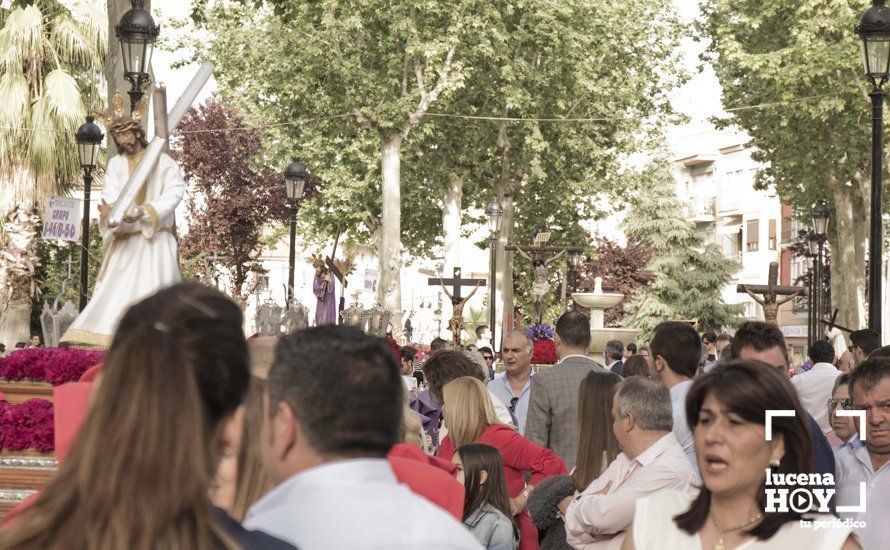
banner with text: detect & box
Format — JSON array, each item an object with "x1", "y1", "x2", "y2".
[{"x1": 42, "y1": 197, "x2": 81, "y2": 242}]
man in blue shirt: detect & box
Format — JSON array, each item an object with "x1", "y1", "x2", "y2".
[{"x1": 488, "y1": 331, "x2": 534, "y2": 433}]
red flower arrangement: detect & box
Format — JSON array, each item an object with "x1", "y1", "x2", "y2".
[
  {"x1": 531, "y1": 339, "x2": 558, "y2": 364},
  {"x1": 0, "y1": 348, "x2": 105, "y2": 385},
  {"x1": 526, "y1": 323, "x2": 558, "y2": 364},
  {"x1": 0, "y1": 399, "x2": 54, "y2": 451}
]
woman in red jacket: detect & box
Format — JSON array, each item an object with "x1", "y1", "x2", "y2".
[{"x1": 438, "y1": 377, "x2": 567, "y2": 550}]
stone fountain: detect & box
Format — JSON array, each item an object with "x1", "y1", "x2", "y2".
[{"x1": 572, "y1": 277, "x2": 642, "y2": 355}]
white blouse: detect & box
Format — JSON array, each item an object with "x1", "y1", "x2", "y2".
[{"x1": 630, "y1": 490, "x2": 854, "y2": 550}]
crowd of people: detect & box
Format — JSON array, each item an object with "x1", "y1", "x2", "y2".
[{"x1": 0, "y1": 282, "x2": 887, "y2": 549}]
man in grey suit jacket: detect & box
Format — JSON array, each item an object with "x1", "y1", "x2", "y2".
[{"x1": 525, "y1": 310, "x2": 606, "y2": 469}]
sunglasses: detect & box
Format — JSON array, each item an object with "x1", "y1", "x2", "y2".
[
  {"x1": 482, "y1": 355, "x2": 493, "y2": 361},
  {"x1": 509, "y1": 397, "x2": 519, "y2": 414},
  {"x1": 827, "y1": 397, "x2": 852, "y2": 411}
]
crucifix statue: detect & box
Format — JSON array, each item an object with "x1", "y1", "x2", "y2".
[
  {"x1": 428, "y1": 267, "x2": 486, "y2": 347},
  {"x1": 506, "y1": 238, "x2": 583, "y2": 324},
  {"x1": 737, "y1": 262, "x2": 806, "y2": 325}
]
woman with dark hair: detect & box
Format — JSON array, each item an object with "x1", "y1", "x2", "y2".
[
  {"x1": 574, "y1": 371, "x2": 622, "y2": 490},
  {"x1": 620, "y1": 355, "x2": 651, "y2": 378},
  {"x1": 622, "y1": 360, "x2": 859, "y2": 550},
  {"x1": 454, "y1": 443, "x2": 518, "y2": 549},
  {"x1": 0, "y1": 283, "x2": 294, "y2": 549},
  {"x1": 526, "y1": 371, "x2": 621, "y2": 549}
]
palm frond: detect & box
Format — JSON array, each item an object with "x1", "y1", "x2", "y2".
[
  {"x1": 0, "y1": 69, "x2": 29, "y2": 126},
  {"x1": 0, "y1": 6, "x2": 44, "y2": 73},
  {"x1": 42, "y1": 68, "x2": 84, "y2": 125},
  {"x1": 50, "y1": 2, "x2": 107, "y2": 69},
  {"x1": 71, "y1": 1, "x2": 107, "y2": 57}
]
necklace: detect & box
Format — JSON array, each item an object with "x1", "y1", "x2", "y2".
[{"x1": 710, "y1": 511, "x2": 763, "y2": 550}]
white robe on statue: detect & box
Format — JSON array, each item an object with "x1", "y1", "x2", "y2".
[{"x1": 61, "y1": 152, "x2": 184, "y2": 347}]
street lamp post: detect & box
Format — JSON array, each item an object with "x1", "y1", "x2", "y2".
[
  {"x1": 116, "y1": 0, "x2": 160, "y2": 113},
  {"x1": 284, "y1": 160, "x2": 309, "y2": 306},
  {"x1": 74, "y1": 116, "x2": 104, "y2": 311},
  {"x1": 856, "y1": 0, "x2": 890, "y2": 333},
  {"x1": 485, "y1": 197, "x2": 503, "y2": 351},
  {"x1": 811, "y1": 201, "x2": 830, "y2": 335},
  {"x1": 808, "y1": 230, "x2": 823, "y2": 337},
  {"x1": 804, "y1": 251, "x2": 816, "y2": 348}
]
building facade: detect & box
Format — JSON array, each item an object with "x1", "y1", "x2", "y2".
[{"x1": 670, "y1": 123, "x2": 809, "y2": 361}]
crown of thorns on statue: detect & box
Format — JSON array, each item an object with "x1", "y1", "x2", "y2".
[
  {"x1": 309, "y1": 254, "x2": 327, "y2": 273},
  {"x1": 91, "y1": 92, "x2": 150, "y2": 145}
]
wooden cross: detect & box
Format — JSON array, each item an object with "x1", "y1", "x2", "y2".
[
  {"x1": 736, "y1": 262, "x2": 807, "y2": 325},
  {"x1": 428, "y1": 267, "x2": 486, "y2": 347},
  {"x1": 428, "y1": 267, "x2": 486, "y2": 301},
  {"x1": 821, "y1": 308, "x2": 856, "y2": 334}
]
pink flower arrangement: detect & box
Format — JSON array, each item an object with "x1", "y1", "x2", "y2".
[
  {"x1": 0, "y1": 399, "x2": 54, "y2": 451},
  {"x1": 0, "y1": 348, "x2": 105, "y2": 385}
]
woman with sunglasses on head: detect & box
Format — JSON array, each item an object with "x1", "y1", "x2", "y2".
[{"x1": 622, "y1": 360, "x2": 859, "y2": 550}]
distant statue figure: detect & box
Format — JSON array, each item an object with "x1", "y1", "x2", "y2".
[
  {"x1": 440, "y1": 280, "x2": 482, "y2": 348},
  {"x1": 739, "y1": 284, "x2": 803, "y2": 325},
  {"x1": 736, "y1": 262, "x2": 805, "y2": 325},
  {"x1": 825, "y1": 323, "x2": 848, "y2": 358},
  {"x1": 514, "y1": 247, "x2": 566, "y2": 323},
  {"x1": 311, "y1": 255, "x2": 337, "y2": 326}
]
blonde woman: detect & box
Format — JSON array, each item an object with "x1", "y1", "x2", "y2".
[{"x1": 438, "y1": 377, "x2": 566, "y2": 550}]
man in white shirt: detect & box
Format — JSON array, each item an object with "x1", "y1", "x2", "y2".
[
  {"x1": 245, "y1": 326, "x2": 481, "y2": 550},
  {"x1": 559, "y1": 376, "x2": 698, "y2": 548},
  {"x1": 649, "y1": 321, "x2": 698, "y2": 469},
  {"x1": 835, "y1": 357, "x2": 890, "y2": 550},
  {"x1": 791, "y1": 340, "x2": 841, "y2": 434}
]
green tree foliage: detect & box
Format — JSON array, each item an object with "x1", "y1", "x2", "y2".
[
  {"x1": 0, "y1": 0, "x2": 107, "y2": 344},
  {"x1": 30, "y1": 221, "x2": 103, "y2": 334},
  {"x1": 188, "y1": 0, "x2": 686, "y2": 329},
  {"x1": 623, "y1": 159, "x2": 743, "y2": 339},
  {"x1": 699, "y1": 0, "x2": 869, "y2": 330}
]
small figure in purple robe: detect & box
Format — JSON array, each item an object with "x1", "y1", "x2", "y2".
[{"x1": 313, "y1": 268, "x2": 337, "y2": 325}]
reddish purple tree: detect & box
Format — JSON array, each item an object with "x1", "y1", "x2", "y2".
[
  {"x1": 576, "y1": 237, "x2": 655, "y2": 326},
  {"x1": 173, "y1": 100, "x2": 289, "y2": 297}
]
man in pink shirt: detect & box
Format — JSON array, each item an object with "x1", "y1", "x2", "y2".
[{"x1": 559, "y1": 377, "x2": 698, "y2": 549}]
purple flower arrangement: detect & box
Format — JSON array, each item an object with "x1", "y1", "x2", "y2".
[
  {"x1": 525, "y1": 323, "x2": 555, "y2": 341},
  {"x1": 0, "y1": 399, "x2": 54, "y2": 451},
  {"x1": 0, "y1": 348, "x2": 104, "y2": 386}
]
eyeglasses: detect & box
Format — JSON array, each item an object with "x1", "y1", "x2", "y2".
[
  {"x1": 482, "y1": 355, "x2": 493, "y2": 362},
  {"x1": 509, "y1": 397, "x2": 519, "y2": 413},
  {"x1": 848, "y1": 345, "x2": 861, "y2": 353},
  {"x1": 827, "y1": 397, "x2": 852, "y2": 411}
]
